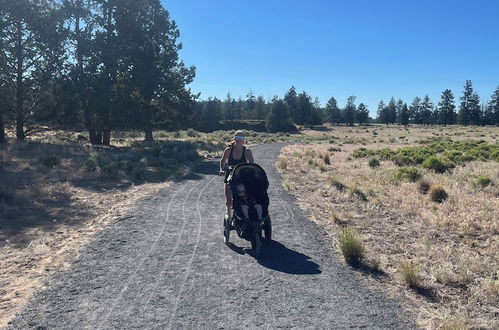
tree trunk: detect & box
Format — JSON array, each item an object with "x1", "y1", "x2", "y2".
[
  {"x1": 0, "y1": 110, "x2": 5, "y2": 144},
  {"x1": 15, "y1": 20, "x2": 25, "y2": 141},
  {"x1": 103, "y1": 129, "x2": 111, "y2": 145},
  {"x1": 144, "y1": 127, "x2": 154, "y2": 142},
  {"x1": 89, "y1": 128, "x2": 103, "y2": 145}
]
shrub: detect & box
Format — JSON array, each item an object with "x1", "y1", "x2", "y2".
[
  {"x1": 429, "y1": 185, "x2": 448, "y2": 203},
  {"x1": 398, "y1": 260, "x2": 422, "y2": 288},
  {"x1": 186, "y1": 128, "x2": 199, "y2": 137},
  {"x1": 338, "y1": 228, "x2": 365, "y2": 266},
  {"x1": 422, "y1": 156, "x2": 453, "y2": 173},
  {"x1": 323, "y1": 154, "x2": 330, "y2": 165},
  {"x1": 350, "y1": 187, "x2": 367, "y2": 201},
  {"x1": 474, "y1": 175, "x2": 492, "y2": 188},
  {"x1": 368, "y1": 157, "x2": 380, "y2": 168},
  {"x1": 328, "y1": 147, "x2": 341, "y2": 152},
  {"x1": 40, "y1": 155, "x2": 60, "y2": 168},
  {"x1": 395, "y1": 167, "x2": 421, "y2": 182},
  {"x1": 417, "y1": 180, "x2": 431, "y2": 194},
  {"x1": 491, "y1": 150, "x2": 499, "y2": 162},
  {"x1": 319, "y1": 164, "x2": 327, "y2": 172},
  {"x1": 327, "y1": 176, "x2": 346, "y2": 191},
  {"x1": 277, "y1": 157, "x2": 288, "y2": 170}
]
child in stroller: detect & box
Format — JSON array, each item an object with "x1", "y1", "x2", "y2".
[
  {"x1": 223, "y1": 163, "x2": 272, "y2": 254},
  {"x1": 234, "y1": 183, "x2": 263, "y2": 222}
]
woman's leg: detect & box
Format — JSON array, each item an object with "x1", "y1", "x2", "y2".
[
  {"x1": 254, "y1": 204, "x2": 263, "y2": 220},
  {"x1": 224, "y1": 183, "x2": 232, "y2": 214},
  {"x1": 241, "y1": 205, "x2": 250, "y2": 219}
]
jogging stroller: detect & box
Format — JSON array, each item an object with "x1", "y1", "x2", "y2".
[{"x1": 223, "y1": 163, "x2": 272, "y2": 255}]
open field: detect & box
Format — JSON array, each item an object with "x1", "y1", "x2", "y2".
[
  {"x1": 1, "y1": 125, "x2": 497, "y2": 327},
  {"x1": 277, "y1": 124, "x2": 499, "y2": 329}
]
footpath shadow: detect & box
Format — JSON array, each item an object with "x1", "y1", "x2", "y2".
[{"x1": 256, "y1": 240, "x2": 321, "y2": 275}]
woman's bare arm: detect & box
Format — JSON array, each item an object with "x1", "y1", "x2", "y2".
[
  {"x1": 219, "y1": 147, "x2": 230, "y2": 174},
  {"x1": 245, "y1": 148, "x2": 254, "y2": 163}
]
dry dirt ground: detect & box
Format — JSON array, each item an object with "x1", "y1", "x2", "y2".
[
  {"x1": 0, "y1": 143, "x2": 171, "y2": 327},
  {"x1": 277, "y1": 124, "x2": 498, "y2": 329}
]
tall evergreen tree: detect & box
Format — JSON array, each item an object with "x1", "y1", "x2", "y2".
[
  {"x1": 486, "y1": 86, "x2": 499, "y2": 125},
  {"x1": 296, "y1": 91, "x2": 313, "y2": 125},
  {"x1": 357, "y1": 103, "x2": 369, "y2": 125},
  {"x1": 325, "y1": 97, "x2": 342, "y2": 124},
  {"x1": 376, "y1": 100, "x2": 385, "y2": 123},
  {"x1": 266, "y1": 99, "x2": 293, "y2": 132},
  {"x1": 342, "y1": 95, "x2": 356, "y2": 126},
  {"x1": 399, "y1": 103, "x2": 409, "y2": 126},
  {"x1": 468, "y1": 92, "x2": 481, "y2": 125},
  {"x1": 438, "y1": 89, "x2": 456, "y2": 126},
  {"x1": 410, "y1": 96, "x2": 422, "y2": 124},
  {"x1": 420, "y1": 95, "x2": 433, "y2": 125},
  {"x1": 284, "y1": 86, "x2": 298, "y2": 124},
  {"x1": 458, "y1": 80, "x2": 474, "y2": 126},
  {"x1": 1, "y1": 0, "x2": 63, "y2": 140},
  {"x1": 255, "y1": 95, "x2": 266, "y2": 120}
]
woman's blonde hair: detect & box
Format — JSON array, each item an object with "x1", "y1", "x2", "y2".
[{"x1": 227, "y1": 130, "x2": 245, "y2": 147}]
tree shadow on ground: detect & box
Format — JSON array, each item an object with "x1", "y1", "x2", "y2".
[{"x1": 256, "y1": 240, "x2": 321, "y2": 275}]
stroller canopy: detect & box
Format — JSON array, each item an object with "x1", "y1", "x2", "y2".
[{"x1": 230, "y1": 163, "x2": 269, "y2": 191}]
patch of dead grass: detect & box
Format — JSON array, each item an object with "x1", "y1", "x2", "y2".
[{"x1": 278, "y1": 125, "x2": 499, "y2": 329}]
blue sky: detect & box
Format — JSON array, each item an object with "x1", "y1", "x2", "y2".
[{"x1": 162, "y1": 0, "x2": 499, "y2": 116}]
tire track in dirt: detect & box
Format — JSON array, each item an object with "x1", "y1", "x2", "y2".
[{"x1": 9, "y1": 143, "x2": 419, "y2": 329}]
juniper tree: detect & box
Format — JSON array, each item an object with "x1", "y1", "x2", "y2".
[{"x1": 266, "y1": 99, "x2": 293, "y2": 132}]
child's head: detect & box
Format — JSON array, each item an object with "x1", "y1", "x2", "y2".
[{"x1": 236, "y1": 183, "x2": 246, "y2": 197}]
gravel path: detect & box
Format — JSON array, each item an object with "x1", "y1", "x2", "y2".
[{"x1": 9, "y1": 143, "x2": 417, "y2": 329}]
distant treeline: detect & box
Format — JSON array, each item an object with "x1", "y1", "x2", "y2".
[
  {"x1": 1, "y1": 1, "x2": 498, "y2": 146},
  {"x1": 197, "y1": 82, "x2": 499, "y2": 132}
]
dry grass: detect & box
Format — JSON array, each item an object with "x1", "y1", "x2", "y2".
[{"x1": 277, "y1": 124, "x2": 499, "y2": 329}]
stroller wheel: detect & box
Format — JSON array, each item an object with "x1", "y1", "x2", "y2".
[
  {"x1": 251, "y1": 230, "x2": 261, "y2": 256},
  {"x1": 263, "y1": 216, "x2": 272, "y2": 242},
  {"x1": 223, "y1": 217, "x2": 230, "y2": 244}
]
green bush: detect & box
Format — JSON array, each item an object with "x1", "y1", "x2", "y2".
[
  {"x1": 491, "y1": 150, "x2": 499, "y2": 162},
  {"x1": 368, "y1": 157, "x2": 380, "y2": 168},
  {"x1": 338, "y1": 228, "x2": 365, "y2": 266},
  {"x1": 429, "y1": 185, "x2": 448, "y2": 203},
  {"x1": 395, "y1": 167, "x2": 421, "y2": 182},
  {"x1": 40, "y1": 155, "x2": 60, "y2": 168},
  {"x1": 474, "y1": 175, "x2": 492, "y2": 188},
  {"x1": 186, "y1": 128, "x2": 199, "y2": 137},
  {"x1": 422, "y1": 156, "x2": 453, "y2": 173}
]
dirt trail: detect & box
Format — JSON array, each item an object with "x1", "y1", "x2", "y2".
[{"x1": 9, "y1": 144, "x2": 417, "y2": 329}]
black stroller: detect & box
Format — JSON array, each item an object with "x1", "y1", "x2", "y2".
[{"x1": 223, "y1": 163, "x2": 272, "y2": 255}]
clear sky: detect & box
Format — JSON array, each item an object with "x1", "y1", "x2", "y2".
[{"x1": 162, "y1": 0, "x2": 499, "y2": 116}]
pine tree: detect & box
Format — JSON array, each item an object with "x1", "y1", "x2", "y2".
[
  {"x1": 1, "y1": 0, "x2": 63, "y2": 140},
  {"x1": 342, "y1": 96, "x2": 356, "y2": 126},
  {"x1": 357, "y1": 103, "x2": 369, "y2": 124},
  {"x1": 284, "y1": 86, "x2": 298, "y2": 124},
  {"x1": 486, "y1": 86, "x2": 499, "y2": 125},
  {"x1": 420, "y1": 95, "x2": 433, "y2": 125},
  {"x1": 399, "y1": 103, "x2": 409, "y2": 126},
  {"x1": 376, "y1": 100, "x2": 385, "y2": 123},
  {"x1": 458, "y1": 80, "x2": 474, "y2": 126},
  {"x1": 266, "y1": 99, "x2": 293, "y2": 132},
  {"x1": 438, "y1": 89, "x2": 456, "y2": 126},
  {"x1": 468, "y1": 92, "x2": 481, "y2": 125},
  {"x1": 410, "y1": 96, "x2": 422, "y2": 124},
  {"x1": 296, "y1": 91, "x2": 313, "y2": 125},
  {"x1": 325, "y1": 97, "x2": 342, "y2": 124}
]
